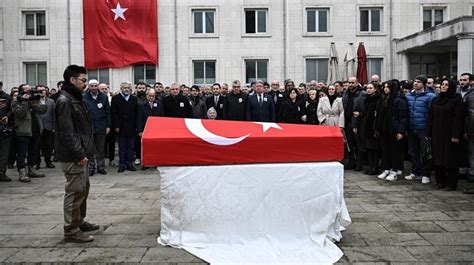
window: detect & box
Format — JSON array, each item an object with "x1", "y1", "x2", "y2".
[
  {"x1": 193, "y1": 9, "x2": 215, "y2": 34},
  {"x1": 245, "y1": 9, "x2": 267, "y2": 34},
  {"x1": 359, "y1": 8, "x2": 382, "y2": 33},
  {"x1": 423, "y1": 7, "x2": 445, "y2": 30},
  {"x1": 23, "y1": 11, "x2": 46, "y2": 36},
  {"x1": 87, "y1": 68, "x2": 110, "y2": 85},
  {"x1": 306, "y1": 8, "x2": 329, "y2": 33},
  {"x1": 245, "y1": 60, "x2": 268, "y2": 84},
  {"x1": 367, "y1": 58, "x2": 383, "y2": 81},
  {"x1": 133, "y1": 64, "x2": 156, "y2": 85},
  {"x1": 306, "y1": 59, "x2": 328, "y2": 83},
  {"x1": 25, "y1": 62, "x2": 47, "y2": 86},
  {"x1": 193, "y1": 60, "x2": 216, "y2": 85}
]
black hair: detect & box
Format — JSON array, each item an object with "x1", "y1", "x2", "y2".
[
  {"x1": 461, "y1": 72, "x2": 473, "y2": 81},
  {"x1": 136, "y1": 81, "x2": 147, "y2": 87},
  {"x1": 63, "y1": 65, "x2": 87, "y2": 83},
  {"x1": 212, "y1": 83, "x2": 221, "y2": 89},
  {"x1": 191, "y1": 85, "x2": 200, "y2": 91}
]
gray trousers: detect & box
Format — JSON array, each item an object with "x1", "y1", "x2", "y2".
[
  {"x1": 61, "y1": 162, "x2": 90, "y2": 236},
  {"x1": 90, "y1": 133, "x2": 106, "y2": 171}
]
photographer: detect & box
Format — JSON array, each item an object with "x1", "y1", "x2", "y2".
[
  {"x1": 12, "y1": 84, "x2": 47, "y2": 182},
  {"x1": 0, "y1": 81, "x2": 13, "y2": 182}
]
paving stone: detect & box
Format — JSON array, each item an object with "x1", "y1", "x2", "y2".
[
  {"x1": 0, "y1": 235, "x2": 61, "y2": 248},
  {"x1": 360, "y1": 233, "x2": 430, "y2": 246},
  {"x1": 0, "y1": 248, "x2": 20, "y2": 262},
  {"x1": 381, "y1": 221, "x2": 444, "y2": 233},
  {"x1": 337, "y1": 233, "x2": 368, "y2": 247},
  {"x1": 141, "y1": 246, "x2": 205, "y2": 263},
  {"x1": 73, "y1": 247, "x2": 147, "y2": 262},
  {"x1": 346, "y1": 222, "x2": 389, "y2": 234},
  {"x1": 0, "y1": 223, "x2": 58, "y2": 235},
  {"x1": 340, "y1": 246, "x2": 417, "y2": 262},
  {"x1": 434, "y1": 221, "x2": 474, "y2": 232},
  {"x1": 444, "y1": 211, "x2": 474, "y2": 220},
  {"x1": 408, "y1": 202, "x2": 458, "y2": 212},
  {"x1": 394, "y1": 211, "x2": 453, "y2": 221},
  {"x1": 58, "y1": 235, "x2": 124, "y2": 248},
  {"x1": 349, "y1": 212, "x2": 401, "y2": 222},
  {"x1": 407, "y1": 246, "x2": 474, "y2": 261},
  {"x1": 420, "y1": 232, "x2": 474, "y2": 245},
  {"x1": 103, "y1": 224, "x2": 161, "y2": 235},
  {"x1": 140, "y1": 214, "x2": 161, "y2": 224},
  {"x1": 90, "y1": 214, "x2": 144, "y2": 224},
  {"x1": 6, "y1": 247, "x2": 83, "y2": 262},
  {"x1": 118, "y1": 234, "x2": 159, "y2": 247},
  {"x1": 359, "y1": 203, "x2": 415, "y2": 213},
  {"x1": 0, "y1": 214, "x2": 63, "y2": 224}
]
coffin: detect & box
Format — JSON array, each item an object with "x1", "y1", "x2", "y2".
[{"x1": 142, "y1": 117, "x2": 343, "y2": 166}]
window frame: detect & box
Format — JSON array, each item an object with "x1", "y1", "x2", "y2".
[
  {"x1": 357, "y1": 6, "x2": 384, "y2": 35},
  {"x1": 304, "y1": 7, "x2": 332, "y2": 36},
  {"x1": 20, "y1": 9, "x2": 48, "y2": 39},
  {"x1": 133, "y1": 64, "x2": 156, "y2": 85},
  {"x1": 192, "y1": 60, "x2": 217, "y2": 86},
  {"x1": 190, "y1": 7, "x2": 218, "y2": 38},
  {"x1": 242, "y1": 7, "x2": 270, "y2": 37},
  {"x1": 87, "y1": 68, "x2": 111, "y2": 85},
  {"x1": 23, "y1": 61, "x2": 48, "y2": 87},
  {"x1": 367, "y1": 57, "x2": 384, "y2": 82},
  {"x1": 304, "y1": 57, "x2": 329, "y2": 83},
  {"x1": 421, "y1": 5, "x2": 448, "y2": 30},
  {"x1": 243, "y1": 59, "x2": 269, "y2": 85}
]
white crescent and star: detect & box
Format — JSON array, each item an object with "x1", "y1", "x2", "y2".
[
  {"x1": 184, "y1": 119, "x2": 282, "y2": 146},
  {"x1": 111, "y1": 2, "x2": 128, "y2": 21}
]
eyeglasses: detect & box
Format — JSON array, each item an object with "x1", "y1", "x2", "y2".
[{"x1": 77, "y1": 78, "x2": 88, "y2": 83}]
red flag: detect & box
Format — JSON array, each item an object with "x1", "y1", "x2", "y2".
[
  {"x1": 142, "y1": 117, "x2": 344, "y2": 166},
  {"x1": 83, "y1": 0, "x2": 158, "y2": 68}
]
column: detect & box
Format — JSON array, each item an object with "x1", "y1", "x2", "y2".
[
  {"x1": 457, "y1": 36, "x2": 474, "y2": 75},
  {"x1": 401, "y1": 52, "x2": 409, "y2": 81}
]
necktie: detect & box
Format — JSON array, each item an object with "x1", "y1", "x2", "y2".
[
  {"x1": 215, "y1": 96, "x2": 218, "y2": 105},
  {"x1": 259, "y1": 95, "x2": 262, "y2": 104}
]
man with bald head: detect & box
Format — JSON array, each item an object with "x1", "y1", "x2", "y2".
[
  {"x1": 342, "y1": 77, "x2": 367, "y2": 170},
  {"x1": 371, "y1": 74, "x2": 382, "y2": 91}
]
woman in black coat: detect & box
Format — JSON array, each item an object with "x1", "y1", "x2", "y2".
[
  {"x1": 302, "y1": 88, "x2": 319, "y2": 125},
  {"x1": 428, "y1": 79, "x2": 465, "y2": 191},
  {"x1": 278, "y1": 88, "x2": 305, "y2": 124},
  {"x1": 376, "y1": 79, "x2": 408, "y2": 181},
  {"x1": 358, "y1": 83, "x2": 381, "y2": 175}
]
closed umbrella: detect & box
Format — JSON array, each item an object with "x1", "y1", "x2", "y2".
[
  {"x1": 343, "y1": 43, "x2": 356, "y2": 81},
  {"x1": 356, "y1": 42, "x2": 368, "y2": 85},
  {"x1": 327, "y1": 42, "x2": 339, "y2": 85}
]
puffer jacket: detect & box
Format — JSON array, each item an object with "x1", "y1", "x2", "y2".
[
  {"x1": 54, "y1": 84, "x2": 94, "y2": 162},
  {"x1": 405, "y1": 90, "x2": 436, "y2": 131},
  {"x1": 12, "y1": 100, "x2": 46, "y2": 137}
]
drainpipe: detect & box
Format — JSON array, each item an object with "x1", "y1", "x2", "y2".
[
  {"x1": 283, "y1": 0, "x2": 289, "y2": 80},
  {"x1": 67, "y1": 0, "x2": 71, "y2": 65},
  {"x1": 174, "y1": 0, "x2": 178, "y2": 82},
  {"x1": 389, "y1": 0, "x2": 393, "y2": 79}
]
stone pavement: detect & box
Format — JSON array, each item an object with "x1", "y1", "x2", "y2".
[{"x1": 0, "y1": 164, "x2": 473, "y2": 264}]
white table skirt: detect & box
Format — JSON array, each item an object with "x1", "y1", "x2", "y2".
[{"x1": 158, "y1": 162, "x2": 351, "y2": 264}]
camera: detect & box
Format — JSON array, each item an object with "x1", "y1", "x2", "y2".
[{"x1": 18, "y1": 89, "x2": 42, "y2": 101}]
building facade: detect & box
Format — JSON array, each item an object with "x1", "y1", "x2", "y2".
[{"x1": 0, "y1": 0, "x2": 473, "y2": 92}]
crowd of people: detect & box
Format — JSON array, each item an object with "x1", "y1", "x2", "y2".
[{"x1": 0, "y1": 71, "x2": 473, "y2": 194}]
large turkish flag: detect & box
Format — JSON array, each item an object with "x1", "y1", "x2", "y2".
[
  {"x1": 83, "y1": 0, "x2": 158, "y2": 68},
  {"x1": 142, "y1": 117, "x2": 344, "y2": 166}
]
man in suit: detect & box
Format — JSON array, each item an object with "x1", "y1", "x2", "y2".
[
  {"x1": 246, "y1": 80, "x2": 276, "y2": 122},
  {"x1": 138, "y1": 88, "x2": 163, "y2": 170},
  {"x1": 111, "y1": 81, "x2": 138, "y2": 173},
  {"x1": 205, "y1": 83, "x2": 224, "y2": 119}
]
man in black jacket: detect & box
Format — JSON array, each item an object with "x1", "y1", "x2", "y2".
[
  {"x1": 162, "y1": 83, "x2": 192, "y2": 118},
  {"x1": 56, "y1": 65, "x2": 97, "y2": 243},
  {"x1": 0, "y1": 81, "x2": 13, "y2": 182},
  {"x1": 222, "y1": 80, "x2": 247, "y2": 120},
  {"x1": 83, "y1": 79, "x2": 110, "y2": 175},
  {"x1": 111, "y1": 81, "x2": 138, "y2": 172}
]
